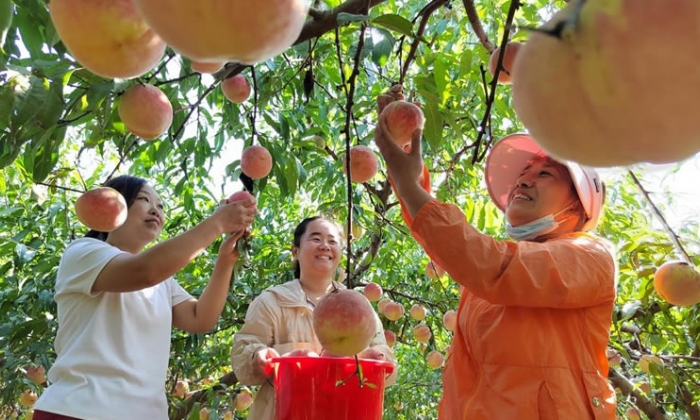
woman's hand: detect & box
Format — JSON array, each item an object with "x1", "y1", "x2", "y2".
[
  {"x1": 253, "y1": 347, "x2": 280, "y2": 378},
  {"x1": 216, "y1": 229, "x2": 247, "y2": 266},
  {"x1": 211, "y1": 198, "x2": 258, "y2": 235},
  {"x1": 374, "y1": 119, "x2": 424, "y2": 193}
]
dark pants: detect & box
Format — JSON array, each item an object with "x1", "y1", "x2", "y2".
[{"x1": 33, "y1": 410, "x2": 83, "y2": 420}]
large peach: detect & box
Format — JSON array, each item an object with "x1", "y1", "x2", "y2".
[
  {"x1": 363, "y1": 282, "x2": 383, "y2": 302},
  {"x1": 488, "y1": 42, "x2": 523, "y2": 84},
  {"x1": 48, "y1": 0, "x2": 165, "y2": 79},
  {"x1": 379, "y1": 101, "x2": 425, "y2": 148},
  {"x1": 312, "y1": 289, "x2": 378, "y2": 357},
  {"x1": 132, "y1": 0, "x2": 310, "y2": 64},
  {"x1": 75, "y1": 187, "x2": 128, "y2": 232},
  {"x1": 221, "y1": 74, "x2": 251, "y2": 104},
  {"x1": 240, "y1": 145, "x2": 273, "y2": 180},
  {"x1": 342, "y1": 145, "x2": 378, "y2": 183},
  {"x1": 511, "y1": 0, "x2": 700, "y2": 167},
  {"x1": 118, "y1": 84, "x2": 173, "y2": 140},
  {"x1": 653, "y1": 260, "x2": 700, "y2": 307}
]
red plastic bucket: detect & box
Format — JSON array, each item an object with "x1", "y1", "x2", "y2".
[{"x1": 270, "y1": 356, "x2": 394, "y2": 420}]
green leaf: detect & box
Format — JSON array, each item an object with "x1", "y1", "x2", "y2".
[{"x1": 371, "y1": 14, "x2": 414, "y2": 38}]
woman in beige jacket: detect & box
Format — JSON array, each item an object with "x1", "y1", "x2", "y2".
[{"x1": 231, "y1": 216, "x2": 398, "y2": 419}]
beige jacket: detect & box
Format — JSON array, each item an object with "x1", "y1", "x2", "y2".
[{"x1": 230, "y1": 279, "x2": 398, "y2": 420}]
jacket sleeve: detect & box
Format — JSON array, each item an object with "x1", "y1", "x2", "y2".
[
  {"x1": 231, "y1": 292, "x2": 277, "y2": 386},
  {"x1": 411, "y1": 200, "x2": 617, "y2": 309},
  {"x1": 368, "y1": 312, "x2": 398, "y2": 386}
]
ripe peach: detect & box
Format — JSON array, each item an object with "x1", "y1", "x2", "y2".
[
  {"x1": 426, "y1": 350, "x2": 444, "y2": 369},
  {"x1": 639, "y1": 354, "x2": 664, "y2": 375},
  {"x1": 409, "y1": 304, "x2": 427, "y2": 321},
  {"x1": 379, "y1": 101, "x2": 425, "y2": 148},
  {"x1": 625, "y1": 407, "x2": 641, "y2": 420},
  {"x1": 312, "y1": 289, "x2": 378, "y2": 357},
  {"x1": 383, "y1": 301, "x2": 404, "y2": 321},
  {"x1": 443, "y1": 310, "x2": 457, "y2": 331},
  {"x1": 223, "y1": 411, "x2": 234, "y2": 420},
  {"x1": 173, "y1": 380, "x2": 189, "y2": 398},
  {"x1": 199, "y1": 407, "x2": 210, "y2": 420},
  {"x1": 118, "y1": 84, "x2": 173, "y2": 140},
  {"x1": 227, "y1": 191, "x2": 254, "y2": 204},
  {"x1": 413, "y1": 324, "x2": 432, "y2": 343},
  {"x1": 26, "y1": 366, "x2": 46, "y2": 385},
  {"x1": 19, "y1": 390, "x2": 37, "y2": 407},
  {"x1": 240, "y1": 145, "x2": 273, "y2": 180},
  {"x1": 384, "y1": 330, "x2": 396, "y2": 348},
  {"x1": 653, "y1": 261, "x2": 700, "y2": 307},
  {"x1": 488, "y1": 42, "x2": 523, "y2": 85},
  {"x1": 191, "y1": 61, "x2": 225, "y2": 74},
  {"x1": 445, "y1": 344, "x2": 452, "y2": 357},
  {"x1": 425, "y1": 261, "x2": 446, "y2": 279},
  {"x1": 342, "y1": 145, "x2": 378, "y2": 183},
  {"x1": 377, "y1": 298, "x2": 392, "y2": 314},
  {"x1": 48, "y1": 0, "x2": 166, "y2": 79},
  {"x1": 221, "y1": 74, "x2": 251, "y2": 104},
  {"x1": 234, "y1": 388, "x2": 254, "y2": 411},
  {"x1": 363, "y1": 282, "x2": 383, "y2": 302},
  {"x1": 75, "y1": 187, "x2": 128, "y2": 232},
  {"x1": 511, "y1": 0, "x2": 700, "y2": 167},
  {"x1": 132, "y1": 0, "x2": 310, "y2": 64}
]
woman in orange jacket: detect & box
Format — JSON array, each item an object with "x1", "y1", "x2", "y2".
[{"x1": 374, "y1": 113, "x2": 618, "y2": 419}]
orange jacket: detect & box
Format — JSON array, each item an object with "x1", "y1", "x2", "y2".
[{"x1": 410, "y1": 200, "x2": 618, "y2": 420}]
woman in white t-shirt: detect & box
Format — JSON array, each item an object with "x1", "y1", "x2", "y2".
[{"x1": 33, "y1": 175, "x2": 257, "y2": 420}]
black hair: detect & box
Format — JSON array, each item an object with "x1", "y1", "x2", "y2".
[{"x1": 84, "y1": 175, "x2": 148, "y2": 241}]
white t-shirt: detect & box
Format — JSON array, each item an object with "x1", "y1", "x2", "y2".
[{"x1": 34, "y1": 238, "x2": 193, "y2": 420}]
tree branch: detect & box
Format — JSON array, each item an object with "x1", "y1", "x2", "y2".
[
  {"x1": 462, "y1": 0, "x2": 496, "y2": 52},
  {"x1": 608, "y1": 368, "x2": 668, "y2": 420}
]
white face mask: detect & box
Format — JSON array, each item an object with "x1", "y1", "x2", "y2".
[{"x1": 505, "y1": 203, "x2": 576, "y2": 241}]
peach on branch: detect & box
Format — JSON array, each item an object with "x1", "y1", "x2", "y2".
[
  {"x1": 426, "y1": 350, "x2": 444, "y2": 369},
  {"x1": 48, "y1": 0, "x2": 166, "y2": 79},
  {"x1": 240, "y1": 145, "x2": 273, "y2": 180},
  {"x1": 132, "y1": 0, "x2": 310, "y2": 64},
  {"x1": 443, "y1": 310, "x2": 457, "y2": 331},
  {"x1": 363, "y1": 282, "x2": 383, "y2": 302},
  {"x1": 412, "y1": 324, "x2": 432, "y2": 343},
  {"x1": 511, "y1": 0, "x2": 700, "y2": 167},
  {"x1": 341, "y1": 145, "x2": 378, "y2": 183},
  {"x1": 409, "y1": 304, "x2": 427, "y2": 321},
  {"x1": 383, "y1": 330, "x2": 396, "y2": 348},
  {"x1": 75, "y1": 187, "x2": 127, "y2": 232},
  {"x1": 221, "y1": 74, "x2": 251, "y2": 104},
  {"x1": 118, "y1": 84, "x2": 173, "y2": 140},
  {"x1": 653, "y1": 260, "x2": 700, "y2": 307},
  {"x1": 488, "y1": 42, "x2": 523, "y2": 85},
  {"x1": 383, "y1": 301, "x2": 404, "y2": 321}
]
